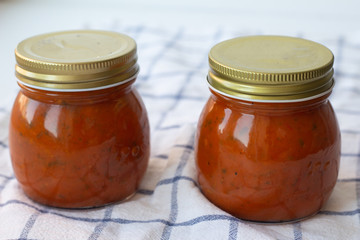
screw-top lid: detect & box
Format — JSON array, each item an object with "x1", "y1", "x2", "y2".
[
  {"x1": 208, "y1": 35, "x2": 334, "y2": 102},
  {"x1": 15, "y1": 30, "x2": 138, "y2": 91}
]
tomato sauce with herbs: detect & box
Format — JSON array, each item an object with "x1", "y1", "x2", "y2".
[
  {"x1": 195, "y1": 90, "x2": 341, "y2": 222},
  {"x1": 9, "y1": 82, "x2": 150, "y2": 208}
]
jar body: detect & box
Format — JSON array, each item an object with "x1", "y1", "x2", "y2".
[
  {"x1": 9, "y1": 82, "x2": 150, "y2": 208},
  {"x1": 195, "y1": 90, "x2": 341, "y2": 222}
]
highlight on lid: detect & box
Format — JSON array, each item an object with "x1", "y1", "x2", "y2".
[
  {"x1": 207, "y1": 35, "x2": 335, "y2": 102},
  {"x1": 15, "y1": 30, "x2": 139, "y2": 91}
]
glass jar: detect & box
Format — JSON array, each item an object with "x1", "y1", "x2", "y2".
[
  {"x1": 9, "y1": 30, "x2": 150, "y2": 208},
  {"x1": 195, "y1": 36, "x2": 341, "y2": 223}
]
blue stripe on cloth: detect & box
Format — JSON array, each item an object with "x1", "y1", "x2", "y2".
[
  {"x1": 0, "y1": 173, "x2": 14, "y2": 180},
  {"x1": 137, "y1": 189, "x2": 154, "y2": 195},
  {"x1": 2, "y1": 199, "x2": 359, "y2": 224},
  {"x1": 356, "y1": 146, "x2": 360, "y2": 222},
  {"x1": 0, "y1": 199, "x2": 246, "y2": 226},
  {"x1": 88, "y1": 206, "x2": 114, "y2": 240},
  {"x1": 0, "y1": 174, "x2": 14, "y2": 191},
  {"x1": 174, "y1": 144, "x2": 194, "y2": 150},
  {"x1": 228, "y1": 220, "x2": 238, "y2": 240},
  {"x1": 170, "y1": 214, "x2": 240, "y2": 226},
  {"x1": 157, "y1": 125, "x2": 182, "y2": 131},
  {"x1": 0, "y1": 141, "x2": 8, "y2": 148},
  {"x1": 337, "y1": 178, "x2": 360, "y2": 182},
  {"x1": 6, "y1": 197, "x2": 359, "y2": 227},
  {"x1": 155, "y1": 122, "x2": 198, "y2": 131},
  {"x1": 154, "y1": 154, "x2": 169, "y2": 160},
  {"x1": 0, "y1": 200, "x2": 103, "y2": 223},
  {"x1": 341, "y1": 130, "x2": 360, "y2": 134},
  {"x1": 19, "y1": 212, "x2": 40, "y2": 239},
  {"x1": 319, "y1": 209, "x2": 360, "y2": 216},
  {"x1": 137, "y1": 176, "x2": 198, "y2": 196},
  {"x1": 156, "y1": 176, "x2": 198, "y2": 188},
  {"x1": 293, "y1": 222, "x2": 302, "y2": 240},
  {"x1": 0, "y1": 177, "x2": 12, "y2": 191},
  {"x1": 341, "y1": 153, "x2": 360, "y2": 157},
  {"x1": 160, "y1": 134, "x2": 195, "y2": 240}
]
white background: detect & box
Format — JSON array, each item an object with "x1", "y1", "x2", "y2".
[{"x1": 1, "y1": 0, "x2": 360, "y2": 102}]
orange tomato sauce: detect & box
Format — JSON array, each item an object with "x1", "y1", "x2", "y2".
[
  {"x1": 195, "y1": 90, "x2": 341, "y2": 222},
  {"x1": 9, "y1": 81, "x2": 150, "y2": 208}
]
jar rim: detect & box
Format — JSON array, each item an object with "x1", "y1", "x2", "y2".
[
  {"x1": 207, "y1": 80, "x2": 333, "y2": 103},
  {"x1": 15, "y1": 30, "x2": 138, "y2": 90},
  {"x1": 17, "y1": 73, "x2": 138, "y2": 93}
]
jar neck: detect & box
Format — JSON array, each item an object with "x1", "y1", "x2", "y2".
[
  {"x1": 18, "y1": 80, "x2": 135, "y2": 105},
  {"x1": 210, "y1": 88, "x2": 330, "y2": 115}
]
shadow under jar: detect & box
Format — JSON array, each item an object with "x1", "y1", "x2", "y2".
[
  {"x1": 9, "y1": 30, "x2": 150, "y2": 208},
  {"x1": 195, "y1": 36, "x2": 341, "y2": 223}
]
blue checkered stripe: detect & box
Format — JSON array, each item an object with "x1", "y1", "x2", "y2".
[{"x1": 0, "y1": 25, "x2": 359, "y2": 240}]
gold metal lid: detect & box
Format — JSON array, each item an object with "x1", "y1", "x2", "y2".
[
  {"x1": 15, "y1": 30, "x2": 139, "y2": 91},
  {"x1": 208, "y1": 35, "x2": 334, "y2": 102}
]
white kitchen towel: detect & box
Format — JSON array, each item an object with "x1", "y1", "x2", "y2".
[{"x1": 0, "y1": 24, "x2": 359, "y2": 240}]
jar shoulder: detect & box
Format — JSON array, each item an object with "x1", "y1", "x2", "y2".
[
  {"x1": 198, "y1": 95, "x2": 339, "y2": 132},
  {"x1": 196, "y1": 95, "x2": 340, "y2": 160},
  {"x1": 9, "y1": 88, "x2": 149, "y2": 145}
]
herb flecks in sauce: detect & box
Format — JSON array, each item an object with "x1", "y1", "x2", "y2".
[{"x1": 195, "y1": 92, "x2": 341, "y2": 222}]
